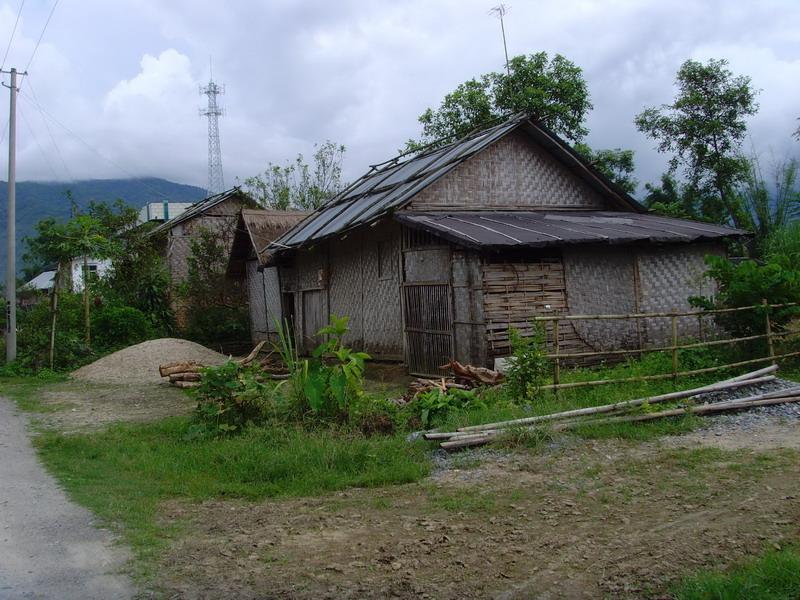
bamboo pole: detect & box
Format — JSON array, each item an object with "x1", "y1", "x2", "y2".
[
  {"x1": 671, "y1": 311, "x2": 679, "y2": 384},
  {"x1": 531, "y1": 302, "x2": 798, "y2": 322},
  {"x1": 553, "y1": 319, "x2": 560, "y2": 388},
  {"x1": 763, "y1": 298, "x2": 775, "y2": 362},
  {"x1": 450, "y1": 366, "x2": 778, "y2": 435},
  {"x1": 441, "y1": 393, "x2": 800, "y2": 450},
  {"x1": 539, "y1": 351, "x2": 800, "y2": 391}
]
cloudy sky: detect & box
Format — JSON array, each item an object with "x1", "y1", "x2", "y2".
[{"x1": 0, "y1": 0, "x2": 797, "y2": 199}]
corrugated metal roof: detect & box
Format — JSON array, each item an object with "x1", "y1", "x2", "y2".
[
  {"x1": 394, "y1": 211, "x2": 748, "y2": 249},
  {"x1": 273, "y1": 113, "x2": 644, "y2": 251},
  {"x1": 150, "y1": 187, "x2": 252, "y2": 235}
]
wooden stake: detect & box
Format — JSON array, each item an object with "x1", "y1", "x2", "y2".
[
  {"x1": 763, "y1": 298, "x2": 775, "y2": 362},
  {"x1": 671, "y1": 311, "x2": 678, "y2": 384}
]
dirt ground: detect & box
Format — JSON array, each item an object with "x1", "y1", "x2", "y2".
[
  {"x1": 154, "y1": 425, "x2": 800, "y2": 600},
  {"x1": 27, "y1": 380, "x2": 194, "y2": 432},
  {"x1": 20, "y1": 379, "x2": 800, "y2": 599}
]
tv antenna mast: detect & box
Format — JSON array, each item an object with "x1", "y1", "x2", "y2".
[
  {"x1": 200, "y1": 62, "x2": 225, "y2": 196},
  {"x1": 489, "y1": 4, "x2": 511, "y2": 76}
]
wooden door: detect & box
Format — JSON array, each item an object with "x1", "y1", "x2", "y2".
[
  {"x1": 301, "y1": 289, "x2": 325, "y2": 353},
  {"x1": 403, "y1": 283, "x2": 453, "y2": 376}
]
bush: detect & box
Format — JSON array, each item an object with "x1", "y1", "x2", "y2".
[
  {"x1": 184, "y1": 305, "x2": 249, "y2": 346},
  {"x1": 91, "y1": 305, "x2": 152, "y2": 351},
  {"x1": 504, "y1": 325, "x2": 550, "y2": 402},
  {"x1": 691, "y1": 254, "x2": 800, "y2": 339},
  {"x1": 191, "y1": 361, "x2": 277, "y2": 437},
  {"x1": 275, "y1": 315, "x2": 370, "y2": 422}
]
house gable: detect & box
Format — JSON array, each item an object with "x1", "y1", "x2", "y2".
[{"x1": 407, "y1": 130, "x2": 610, "y2": 212}]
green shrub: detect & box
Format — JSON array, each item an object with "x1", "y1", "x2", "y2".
[
  {"x1": 274, "y1": 315, "x2": 370, "y2": 422},
  {"x1": 504, "y1": 325, "x2": 550, "y2": 402},
  {"x1": 409, "y1": 387, "x2": 487, "y2": 428},
  {"x1": 691, "y1": 254, "x2": 800, "y2": 341},
  {"x1": 191, "y1": 361, "x2": 277, "y2": 437},
  {"x1": 91, "y1": 305, "x2": 152, "y2": 351}
]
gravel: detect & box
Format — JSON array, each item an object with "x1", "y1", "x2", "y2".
[
  {"x1": 72, "y1": 338, "x2": 228, "y2": 384},
  {"x1": 692, "y1": 376, "x2": 800, "y2": 434}
]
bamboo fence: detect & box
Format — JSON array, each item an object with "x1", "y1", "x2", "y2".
[{"x1": 531, "y1": 300, "x2": 800, "y2": 391}]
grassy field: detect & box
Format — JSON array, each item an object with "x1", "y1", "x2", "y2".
[{"x1": 674, "y1": 547, "x2": 800, "y2": 599}]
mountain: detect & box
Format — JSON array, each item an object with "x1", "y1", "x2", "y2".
[{"x1": 0, "y1": 178, "x2": 207, "y2": 281}]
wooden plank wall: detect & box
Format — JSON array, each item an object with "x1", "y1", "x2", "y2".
[{"x1": 483, "y1": 259, "x2": 595, "y2": 359}]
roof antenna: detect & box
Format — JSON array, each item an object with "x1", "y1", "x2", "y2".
[{"x1": 489, "y1": 4, "x2": 511, "y2": 76}]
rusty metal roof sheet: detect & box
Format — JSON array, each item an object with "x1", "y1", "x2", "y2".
[
  {"x1": 270, "y1": 113, "x2": 645, "y2": 253},
  {"x1": 394, "y1": 211, "x2": 747, "y2": 249}
]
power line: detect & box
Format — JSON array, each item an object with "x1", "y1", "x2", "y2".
[
  {"x1": 0, "y1": 0, "x2": 26, "y2": 72},
  {"x1": 18, "y1": 100, "x2": 60, "y2": 180},
  {"x1": 25, "y1": 75, "x2": 72, "y2": 180},
  {"x1": 22, "y1": 0, "x2": 59, "y2": 74},
  {"x1": 18, "y1": 88, "x2": 171, "y2": 199}
]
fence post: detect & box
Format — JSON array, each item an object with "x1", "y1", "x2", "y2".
[
  {"x1": 763, "y1": 298, "x2": 775, "y2": 363},
  {"x1": 553, "y1": 319, "x2": 561, "y2": 390},
  {"x1": 671, "y1": 311, "x2": 679, "y2": 383}
]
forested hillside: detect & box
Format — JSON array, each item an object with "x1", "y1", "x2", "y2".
[{"x1": 0, "y1": 178, "x2": 206, "y2": 280}]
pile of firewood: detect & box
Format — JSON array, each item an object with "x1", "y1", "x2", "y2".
[
  {"x1": 396, "y1": 361, "x2": 505, "y2": 404},
  {"x1": 159, "y1": 340, "x2": 291, "y2": 388},
  {"x1": 159, "y1": 361, "x2": 203, "y2": 388}
]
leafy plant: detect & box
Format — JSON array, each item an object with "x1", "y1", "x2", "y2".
[
  {"x1": 91, "y1": 305, "x2": 152, "y2": 351},
  {"x1": 504, "y1": 325, "x2": 550, "y2": 402},
  {"x1": 412, "y1": 387, "x2": 486, "y2": 428},
  {"x1": 191, "y1": 361, "x2": 276, "y2": 437},
  {"x1": 273, "y1": 315, "x2": 370, "y2": 421}
]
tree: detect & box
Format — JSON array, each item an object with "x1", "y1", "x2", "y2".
[
  {"x1": 409, "y1": 52, "x2": 592, "y2": 151},
  {"x1": 245, "y1": 140, "x2": 346, "y2": 210},
  {"x1": 635, "y1": 58, "x2": 759, "y2": 228},
  {"x1": 574, "y1": 144, "x2": 638, "y2": 195},
  {"x1": 738, "y1": 156, "x2": 800, "y2": 254}
]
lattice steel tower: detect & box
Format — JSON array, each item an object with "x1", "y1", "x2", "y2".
[{"x1": 200, "y1": 75, "x2": 225, "y2": 196}]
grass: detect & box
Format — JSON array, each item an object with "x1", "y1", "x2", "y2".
[
  {"x1": 673, "y1": 547, "x2": 800, "y2": 599},
  {"x1": 0, "y1": 374, "x2": 70, "y2": 412},
  {"x1": 33, "y1": 417, "x2": 431, "y2": 578}
]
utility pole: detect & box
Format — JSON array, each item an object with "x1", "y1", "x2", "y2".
[
  {"x1": 490, "y1": 5, "x2": 511, "y2": 76},
  {"x1": 3, "y1": 67, "x2": 24, "y2": 363},
  {"x1": 200, "y1": 64, "x2": 225, "y2": 196}
]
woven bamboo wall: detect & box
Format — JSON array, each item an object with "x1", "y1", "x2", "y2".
[
  {"x1": 637, "y1": 243, "x2": 723, "y2": 344},
  {"x1": 409, "y1": 130, "x2": 608, "y2": 211},
  {"x1": 563, "y1": 247, "x2": 639, "y2": 350},
  {"x1": 285, "y1": 221, "x2": 404, "y2": 359},
  {"x1": 245, "y1": 262, "x2": 283, "y2": 343},
  {"x1": 482, "y1": 259, "x2": 595, "y2": 360}
]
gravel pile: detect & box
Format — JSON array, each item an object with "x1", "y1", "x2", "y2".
[
  {"x1": 693, "y1": 376, "x2": 800, "y2": 433},
  {"x1": 72, "y1": 338, "x2": 228, "y2": 384}
]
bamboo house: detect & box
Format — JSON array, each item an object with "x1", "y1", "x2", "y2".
[{"x1": 265, "y1": 114, "x2": 746, "y2": 376}]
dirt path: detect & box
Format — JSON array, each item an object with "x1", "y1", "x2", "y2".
[
  {"x1": 0, "y1": 396, "x2": 133, "y2": 599},
  {"x1": 155, "y1": 424, "x2": 800, "y2": 599}
]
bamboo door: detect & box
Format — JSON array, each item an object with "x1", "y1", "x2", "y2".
[{"x1": 403, "y1": 282, "x2": 453, "y2": 376}]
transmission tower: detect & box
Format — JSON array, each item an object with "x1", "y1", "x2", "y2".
[{"x1": 200, "y1": 74, "x2": 225, "y2": 196}]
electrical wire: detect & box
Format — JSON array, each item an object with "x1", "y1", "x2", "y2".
[
  {"x1": 18, "y1": 100, "x2": 60, "y2": 180},
  {"x1": 22, "y1": 0, "x2": 59, "y2": 73},
  {"x1": 18, "y1": 88, "x2": 171, "y2": 199},
  {"x1": 25, "y1": 75, "x2": 72, "y2": 180},
  {"x1": 0, "y1": 0, "x2": 25, "y2": 72}
]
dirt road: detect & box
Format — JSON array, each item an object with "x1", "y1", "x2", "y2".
[{"x1": 0, "y1": 397, "x2": 133, "y2": 599}]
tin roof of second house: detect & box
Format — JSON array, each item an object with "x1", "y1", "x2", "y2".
[{"x1": 394, "y1": 210, "x2": 747, "y2": 249}]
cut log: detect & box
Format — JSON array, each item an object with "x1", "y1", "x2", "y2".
[
  {"x1": 173, "y1": 380, "x2": 200, "y2": 389},
  {"x1": 159, "y1": 362, "x2": 203, "y2": 377},
  {"x1": 169, "y1": 372, "x2": 202, "y2": 383}
]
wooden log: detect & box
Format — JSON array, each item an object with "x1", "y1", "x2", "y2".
[
  {"x1": 173, "y1": 380, "x2": 200, "y2": 389},
  {"x1": 238, "y1": 340, "x2": 267, "y2": 366},
  {"x1": 457, "y1": 368, "x2": 778, "y2": 434},
  {"x1": 159, "y1": 361, "x2": 202, "y2": 377},
  {"x1": 169, "y1": 372, "x2": 202, "y2": 383}
]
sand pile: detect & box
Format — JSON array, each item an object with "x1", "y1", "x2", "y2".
[{"x1": 73, "y1": 338, "x2": 229, "y2": 384}]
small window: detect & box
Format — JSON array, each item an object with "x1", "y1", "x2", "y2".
[
  {"x1": 377, "y1": 241, "x2": 394, "y2": 280},
  {"x1": 82, "y1": 264, "x2": 99, "y2": 282}
]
